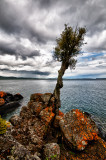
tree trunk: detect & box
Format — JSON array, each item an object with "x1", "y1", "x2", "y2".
[{"x1": 53, "y1": 61, "x2": 68, "y2": 115}]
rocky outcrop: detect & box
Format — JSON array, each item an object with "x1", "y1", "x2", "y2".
[
  {"x1": 0, "y1": 93, "x2": 106, "y2": 160},
  {"x1": 0, "y1": 128, "x2": 41, "y2": 160},
  {"x1": 59, "y1": 109, "x2": 99, "y2": 151},
  {"x1": 0, "y1": 91, "x2": 23, "y2": 115}
]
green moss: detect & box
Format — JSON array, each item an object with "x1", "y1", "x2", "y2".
[
  {"x1": 45, "y1": 154, "x2": 57, "y2": 160},
  {"x1": 0, "y1": 115, "x2": 7, "y2": 134}
]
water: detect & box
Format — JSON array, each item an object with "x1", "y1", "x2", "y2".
[{"x1": 0, "y1": 79, "x2": 106, "y2": 131}]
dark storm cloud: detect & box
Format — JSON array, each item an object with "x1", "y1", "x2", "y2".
[
  {"x1": 0, "y1": 0, "x2": 61, "y2": 45},
  {"x1": 0, "y1": 41, "x2": 40, "y2": 60},
  {"x1": 0, "y1": 0, "x2": 53, "y2": 44},
  {"x1": 0, "y1": 0, "x2": 106, "y2": 78},
  {"x1": 0, "y1": 0, "x2": 21, "y2": 34},
  {"x1": 0, "y1": 68, "x2": 50, "y2": 76},
  {"x1": 0, "y1": 0, "x2": 106, "y2": 45}
]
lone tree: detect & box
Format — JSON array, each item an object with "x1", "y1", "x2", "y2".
[{"x1": 50, "y1": 24, "x2": 86, "y2": 115}]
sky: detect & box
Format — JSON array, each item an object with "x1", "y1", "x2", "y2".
[{"x1": 0, "y1": 0, "x2": 106, "y2": 79}]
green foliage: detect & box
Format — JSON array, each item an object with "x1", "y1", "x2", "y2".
[
  {"x1": 0, "y1": 115, "x2": 7, "y2": 134},
  {"x1": 53, "y1": 24, "x2": 86, "y2": 69},
  {"x1": 45, "y1": 154, "x2": 57, "y2": 160}
]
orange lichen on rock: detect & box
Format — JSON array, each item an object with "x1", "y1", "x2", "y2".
[
  {"x1": 71, "y1": 109, "x2": 99, "y2": 150},
  {"x1": 0, "y1": 98, "x2": 5, "y2": 106},
  {"x1": 39, "y1": 106, "x2": 55, "y2": 125},
  {"x1": 0, "y1": 91, "x2": 6, "y2": 98},
  {"x1": 59, "y1": 110, "x2": 64, "y2": 117},
  {"x1": 73, "y1": 109, "x2": 98, "y2": 138},
  {"x1": 53, "y1": 110, "x2": 64, "y2": 128},
  {"x1": 36, "y1": 105, "x2": 43, "y2": 115},
  {"x1": 59, "y1": 109, "x2": 99, "y2": 151}
]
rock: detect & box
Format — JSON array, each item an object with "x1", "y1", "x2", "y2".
[
  {"x1": 30, "y1": 93, "x2": 43, "y2": 102},
  {"x1": 53, "y1": 116, "x2": 63, "y2": 128},
  {"x1": 9, "y1": 115, "x2": 22, "y2": 126},
  {"x1": 28, "y1": 101, "x2": 44, "y2": 116},
  {"x1": 7, "y1": 141, "x2": 40, "y2": 160},
  {"x1": 43, "y1": 143, "x2": 60, "y2": 160},
  {"x1": 58, "y1": 110, "x2": 64, "y2": 117},
  {"x1": 0, "y1": 98, "x2": 5, "y2": 106},
  {"x1": 98, "y1": 126, "x2": 106, "y2": 141},
  {"x1": 0, "y1": 91, "x2": 23, "y2": 115},
  {"x1": 0, "y1": 91, "x2": 7, "y2": 98},
  {"x1": 0, "y1": 91, "x2": 23, "y2": 103},
  {"x1": 39, "y1": 106, "x2": 55, "y2": 125},
  {"x1": 91, "y1": 115, "x2": 106, "y2": 141},
  {"x1": 53, "y1": 110, "x2": 64, "y2": 128},
  {"x1": 60, "y1": 137, "x2": 106, "y2": 160},
  {"x1": 20, "y1": 106, "x2": 32, "y2": 119},
  {"x1": 33, "y1": 153, "x2": 41, "y2": 160},
  {"x1": 5, "y1": 92, "x2": 14, "y2": 103},
  {"x1": 1, "y1": 92, "x2": 105, "y2": 160},
  {"x1": 14, "y1": 93, "x2": 23, "y2": 101},
  {"x1": 41, "y1": 93, "x2": 52, "y2": 103},
  {"x1": 10, "y1": 105, "x2": 51, "y2": 153},
  {"x1": 0, "y1": 101, "x2": 20, "y2": 115},
  {"x1": 59, "y1": 109, "x2": 99, "y2": 151},
  {"x1": 30, "y1": 134, "x2": 43, "y2": 145},
  {"x1": 0, "y1": 130, "x2": 14, "y2": 151}
]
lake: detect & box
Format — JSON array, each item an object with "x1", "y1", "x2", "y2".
[{"x1": 0, "y1": 79, "x2": 106, "y2": 133}]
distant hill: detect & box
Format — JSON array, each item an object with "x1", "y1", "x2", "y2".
[
  {"x1": 0, "y1": 76, "x2": 106, "y2": 80},
  {"x1": 0, "y1": 76, "x2": 56, "y2": 80}
]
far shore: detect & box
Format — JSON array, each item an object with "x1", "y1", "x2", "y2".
[{"x1": 0, "y1": 76, "x2": 106, "y2": 80}]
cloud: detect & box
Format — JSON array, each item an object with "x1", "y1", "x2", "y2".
[
  {"x1": 0, "y1": 68, "x2": 50, "y2": 76},
  {"x1": 0, "y1": 41, "x2": 40, "y2": 60},
  {"x1": 0, "y1": 0, "x2": 106, "y2": 78},
  {"x1": 0, "y1": 31, "x2": 41, "y2": 60}
]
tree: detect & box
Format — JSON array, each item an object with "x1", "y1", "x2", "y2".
[{"x1": 50, "y1": 24, "x2": 86, "y2": 115}]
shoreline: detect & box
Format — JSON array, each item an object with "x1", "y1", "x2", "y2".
[{"x1": 0, "y1": 92, "x2": 106, "y2": 159}]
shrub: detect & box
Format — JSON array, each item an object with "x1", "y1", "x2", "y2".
[{"x1": 0, "y1": 115, "x2": 10, "y2": 134}]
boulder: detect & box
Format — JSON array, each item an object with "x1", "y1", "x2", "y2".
[
  {"x1": 0, "y1": 91, "x2": 23, "y2": 115},
  {"x1": 20, "y1": 106, "x2": 32, "y2": 119},
  {"x1": 30, "y1": 93, "x2": 43, "y2": 102},
  {"x1": 0, "y1": 98, "x2": 5, "y2": 106},
  {"x1": 14, "y1": 93, "x2": 23, "y2": 101},
  {"x1": 60, "y1": 137, "x2": 106, "y2": 160},
  {"x1": 9, "y1": 115, "x2": 22, "y2": 126},
  {"x1": 0, "y1": 91, "x2": 23, "y2": 103},
  {"x1": 41, "y1": 93, "x2": 52, "y2": 103},
  {"x1": 39, "y1": 106, "x2": 55, "y2": 125},
  {"x1": 5, "y1": 92, "x2": 14, "y2": 103},
  {"x1": 0, "y1": 91, "x2": 7, "y2": 98},
  {"x1": 28, "y1": 101, "x2": 44, "y2": 116},
  {"x1": 43, "y1": 143, "x2": 60, "y2": 160},
  {"x1": 0, "y1": 101, "x2": 20, "y2": 115},
  {"x1": 59, "y1": 109, "x2": 99, "y2": 151}
]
